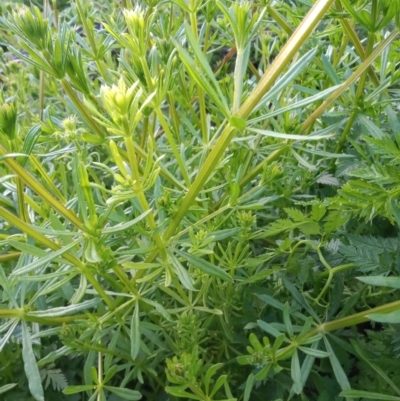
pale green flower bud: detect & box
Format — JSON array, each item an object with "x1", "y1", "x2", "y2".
[
  {"x1": 62, "y1": 115, "x2": 77, "y2": 132},
  {"x1": 0, "y1": 101, "x2": 18, "y2": 141},
  {"x1": 12, "y1": 6, "x2": 50, "y2": 51},
  {"x1": 100, "y1": 78, "x2": 137, "y2": 122},
  {"x1": 123, "y1": 8, "x2": 147, "y2": 55}
]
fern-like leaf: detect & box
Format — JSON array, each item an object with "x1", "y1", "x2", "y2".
[{"x1": 40, "y1": 368, "x2": 68, "y2": 391}]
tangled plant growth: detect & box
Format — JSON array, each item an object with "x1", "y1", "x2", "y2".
[{"x1": 0, "y1": 0, "x2": 400, "y2": 399}]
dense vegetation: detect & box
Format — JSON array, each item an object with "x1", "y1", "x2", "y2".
[{"x1": 0, "y1": 0, "x2": 400, "y2": 400}]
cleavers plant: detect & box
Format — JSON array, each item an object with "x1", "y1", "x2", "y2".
[{"x1": 0, "y1": 0, "x2": 400, "y2": 400}]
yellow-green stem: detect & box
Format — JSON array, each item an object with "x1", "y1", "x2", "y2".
[
  {"x1": 16, "y1": 178, "x2": 28, "y2": 222},
  {"x1": 0, "y1": 145, "x2": 86, "y2": 232},
  {"x1": 300, "y1": 29, "x2": 398, "y2": 133},
  {"x1": 0, "y1": 252, "x2": 21, "y2": 262},
  {"x1": 334, "y1": 31, "x2": 375, "y2": 154},
  {"x1": 30, "y1": 155, "x2": 66, "y2": 202},
  {"x1": 161, "y1": 0, "x2": 337, "y2": 245},
  {"x1": 125, "y1": 136, "x2": 167, "y2": 261},
  {"x1": 0, "y1": 206, "x2": 113, "y2": 308},
  {"x1": 319, "y1": 263, "x2": 355, "y2": 278}
]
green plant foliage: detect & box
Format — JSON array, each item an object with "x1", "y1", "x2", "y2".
[{"x1": 0, "y1": 0, "x2": 400, "y2": 400}]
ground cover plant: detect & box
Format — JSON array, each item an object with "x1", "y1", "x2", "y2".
[{"x1": 0, "y1": 0, "x2": 400, "y2": 400}]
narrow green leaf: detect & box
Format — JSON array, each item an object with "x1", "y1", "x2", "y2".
[
  {"x1": 174, "y1": 249, "x2": 232, "y2": 282},
  {"x1": 183, "y1": 22, "x2": 230, "y2": 114},
  {"x1": 102, "y1": 210, "x2": 152, "y2": 234},
  {"x1": 21, "y1": 321, "x2": 45, "y2": 401},
  {"x1": 252, "y1": 48, "x2": 318, "y2": 114},
  {"x1": 298, "y1": 346, "x2": 329, "y2": 358},
  {"x1": 0, "y1": 383, "x2": 18, "y2": 394},
  {"x1": 257, "y1": 320, "x2": 283, "y2": 338},
  {"x1": 291, "y1": 350, "x2": 302, "y2": 394},
  {"x1": 249, "y1": 85, "x2": 341, "y2": 124},
  {"x1": 70, "y1": 274, "x2": 87, "y2": 304},
  {"x1": 243, "y1": 373, "x2": 255, "y2": 401},
  {"x1": 357, "y1": 276, "x2": 400, "y2": 289},
  {"x1": 323, "y1": 336, "x2": 351, "y2": 391},
  {"x1": 20, "y1": 271, "x2": 73, "y2": 283},
  {"x1": 103, "y1": 366, "x2": 119, "y2": 385},
  {"x1": 171, "y1": 37, "x2": 230, "y2": 118},
  {"x1": 210, "y1": 375, "x2": 227, "y2": 398},
  {"x1": 166, "y1": 386, "x2": 202, "y2": 400},
  {"x1": 20, "y1": 123, "x2": 41, "y2": 166},
  {"x1": 122, "y1": 262, "x2": 161, "y2": 270},
  {"x1": 0, "y1": 266, "x2": 19, "y2": 308},
  {"x1": 207, "y1": 227, "x2": 242, "y2": 241},
  {"x1": 38, "y1": 346, "x2": 70, "y2": 366},
  {"x1": 368, "y1": 309, "x2": 400, "y2": 324},
  {"x1": 131, "y1": 302, "x2": 141, "y2": 359},
  {"x1": 248, "y1": 127, "x2": 334, "y2": 141},
  {"x1": 358, "y1": 115, "x2": 384, "y2": 139},
  {"x1": 0, "y1": 152, "x2": 29, "y2": 161},
  {"x1": 281, "y1": 276, "x2": 320, "y2": 321},
  {"x1": 27, "y1": 298, "x2": 100, "y2": 318},
  {"x1": 105, "y1": 386, "x2": 142, "y2": 400},
  {"x1": 204, "y1": 364, "x2": 223, "y2": 395},
  {"x1": 339, "y1": 390, "x2": 400, "y2": 400},
  {"x1": 0, "y1": 319, "x2": 19, "y2": 352},
  {"x1": 141, "y1": 298, "x2": 172, "y2": 322},
  {"x1": 84, "y1": 351, "x2": 96, "y2": 389},
  {"x1": 169, "y1": 252, "x2": 196, "y2": 291},
  {"x1": 63, "y1": 385, "x2": 96, "y2": 395},
  {"x1": 283, "y1": 302, "x2": 294, "y2": 337},
  {"x1": 11, "y1": 238, "x2": 83, "y2": 276}
]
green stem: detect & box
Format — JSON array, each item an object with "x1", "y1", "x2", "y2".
[
  {"x1": 300, "y1": 29, "x2": 398, "y2": 133},
  {"x1": 30, "y1": 155, "x2": 66, "y2": 202},
  {"x1": 315, "y1": 300, "x2": 400, "y2": 333},
  {"x1": 16, "y1": 178, "x2": 28, "y2": 222},
  {"x1": 271, "y1": 299, "x2": 400, "y2": 363},
  {"x1": 75, "y1": 0, "x2": 107, "y2": 80},
  {"x1": 0, "y1": 309, "x2": 94, "y2": 324},
  {"x1": 314, "y1": 248, "x2": 333, "y2": 303},
  {"x1": 161, "y1": 0, "x2": 337, "y2": 243},
  {"x1": 334, "y1": 31, "x2": 375, "y2": 154},
  {"x1": 39, "y1": 72, "x2": 45, "y2": 120},
  {"x1": 0, "y1": 252, "x2": 21, "y2": 262},
  {"x1": 318, "y1": 263, "x2": 355, "y2": 278},
  {"x1": 335, "y1": 0, "x2": 380, "y2": 86},
  {"x1": 334, "y1": 111, "x2": 357, "y2": 154},
  {"x1": 125, "y1": 136, "x2": 167, "y2": 261},
  {"x1": 0, "y1": 145, "x2": 85, "y2": 232},
  {"x1": 0, "y1": 206, "x2": 113, "y2": 309}
]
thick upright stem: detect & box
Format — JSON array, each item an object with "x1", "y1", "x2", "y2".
[
  {"x1": 160, "y1": 0, "x2": 336, "y2": 245},
  {"x1": 125, "y1": 136, "x2": 167, "y2": 261}
]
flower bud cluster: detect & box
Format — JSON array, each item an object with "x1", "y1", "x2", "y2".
[{"x1": 0, "y1": 101, "x2": 17, "y2": 141}]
